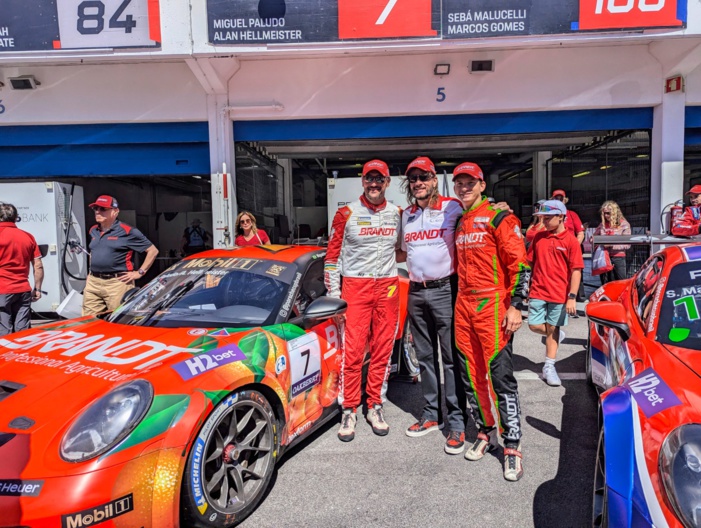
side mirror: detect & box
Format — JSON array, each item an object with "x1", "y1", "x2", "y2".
[
  {"x1": 290, "y1": 297, "x2": 347, "y2": 329},
  {"x1": 121, "y1": 287, "x2": 140, "y2": 304},
  {"x1": 586, "y1": 301, "x2": 631, "y2": 342}
]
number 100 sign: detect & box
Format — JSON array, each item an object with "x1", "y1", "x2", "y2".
[
  {"x1": 578, "y1": 0, "x2": 683, "y2": 30},
  {"x1": 56, "y1": 0, "x2": 161, "y2": 49}
]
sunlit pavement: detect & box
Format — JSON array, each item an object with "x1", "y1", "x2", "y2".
[{"x1": 241, "y1": 303, "x2": 599, "y2": 528}]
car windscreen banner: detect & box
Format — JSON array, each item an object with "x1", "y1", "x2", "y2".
[
  {"x1": 658, "y1": 261, "x2": 701, "y2": 351},
  {"x1": 206, "y1": 0, "x2": 686, "y2": 45},
  {"x1": 0, "y1": 0, "x2": 161, "y2": 52}
]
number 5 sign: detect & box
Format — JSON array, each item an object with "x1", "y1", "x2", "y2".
[
  {"x1": 338, "y1": 0, "x2": 437, "y2": 40},
  {"x1": 578, "y1": 0, "x2": 684, "y2": 30},
  {"x1": 55, "y1": 0, "x2": 161, "y2": 49}
]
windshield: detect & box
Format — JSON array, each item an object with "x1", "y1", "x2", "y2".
[
  {"x1": 657, "y1": 261, "x2": 701, "y2": 351},
  {"x1": 109, "y1": 257, "x2": 298, "y2": 328}
]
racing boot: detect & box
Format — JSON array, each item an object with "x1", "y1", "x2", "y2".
[
  {"x1": 503, "y1": 443, "x2": 524, "y2": 482},
  {"x1": 367, "y1": 405, "x2": 389, "y2": 436},
  {"x1": 338, "y1": 409, "x2": 357, "y2": 442},
  {"x1": 464, "y1": 428, "x2": 498, "y2": 461}
]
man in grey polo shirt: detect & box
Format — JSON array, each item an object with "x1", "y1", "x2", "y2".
[{"x1": 83, "y1": 195, "x2": 158, "y2": 315}]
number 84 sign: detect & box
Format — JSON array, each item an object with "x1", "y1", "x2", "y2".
[{"x1": 55, "y1": 0, "x2": 161, "y2": 49}]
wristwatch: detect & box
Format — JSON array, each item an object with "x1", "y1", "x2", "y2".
[
  {"x1": 568, "y1": 293, "x2": 577, "y2": 300},
  {"x1": 138, "y1": 269, "x2": 145, "y2": 276}
]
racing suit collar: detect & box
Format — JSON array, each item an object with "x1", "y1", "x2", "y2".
[
  {"x1": 0, "y1": 222, "x2": 17, "y2": 228},
  {"x1": 468, "y1": 196, "x2": 488, "y2": 212},
  {"x1": 360, "y1": 194, "x2": 387, "y2": 212}
]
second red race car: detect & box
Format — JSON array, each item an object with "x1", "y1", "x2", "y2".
[{"x1": 586, "y1": 243, "x2": 701, "y2": 528}]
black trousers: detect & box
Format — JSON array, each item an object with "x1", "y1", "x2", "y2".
[
  {"x1": 408, "y1": 275, "x2": 466, "y2": 432},
  {"x1": 600, "y1": 256, "x2": 627, "y2": 285},
  {"x1": 0, "y1": 292, "x2": 32, "y2": 337}
]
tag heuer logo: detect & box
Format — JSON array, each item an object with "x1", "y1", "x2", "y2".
[{"x1": 61, "y1": 494, "x2": 134, "y2": 528}]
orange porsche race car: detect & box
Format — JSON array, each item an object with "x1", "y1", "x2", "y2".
[{"x1": 0, "y1": 245, "x2": 410, "y2": 528}]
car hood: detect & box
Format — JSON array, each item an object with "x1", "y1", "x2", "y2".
[
  {"x1": 0, "y1": 317, "x2": 214, "y2": 436},
  {"x1": 661, "y1": 342, "x2": 701, "y2": 381}
]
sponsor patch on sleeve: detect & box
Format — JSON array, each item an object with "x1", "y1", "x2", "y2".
[{"x1": 624, "y1": 367, "x2": 682, "y2": 418}]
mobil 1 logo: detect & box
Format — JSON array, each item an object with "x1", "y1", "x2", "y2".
[{"x1": 61, "y1": 494, "x2": 134, "y2": 528}]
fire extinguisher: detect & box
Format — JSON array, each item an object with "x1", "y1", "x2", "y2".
[{"x1": 670, "y1": 200, "x2": 684, "y2": 233}]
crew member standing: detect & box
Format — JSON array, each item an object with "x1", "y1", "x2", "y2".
[
  {"x1": 453, "y1": 162, "x2": 531, "y2": 482},
  {"x1": 325, "y1": 160, "x2": 401, "y2": 442},
  {"x1": 83, "y1": 195, "x2": 158, "y2": 316},
  {"x1": 0, "y1": 203, "x2": 44, "y2": 336},
  {"x1": 181, "y1": 218, "x2": 210, "y2": 256},
  {"x1": 398, "y1": 156, "x2": 467, "y2": 454},
  {"x1": 672, "y1": 184, "x2": 701, "y2": 236}
]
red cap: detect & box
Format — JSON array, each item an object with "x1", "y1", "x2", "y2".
[
  {"x1": 552, "y1": 189, "x2": 566, "y2": 198},
  {"x1": 453, "y1": 162, "x2": 484, "y2": 181},
  {"x1": 89, "y1": 195, "x2": 119, "y2": 209},
  {"x1": 362, "y1": 159, "x2": 390, "y2": 177},
  {"x1": 405, "y1": 156, "x2": 436, "y2": 175},
  {"x1": 687, "y1": 184, "x2": 701, "y2": 195}
]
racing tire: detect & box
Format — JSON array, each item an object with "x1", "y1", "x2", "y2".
[
  {"x1": 180, "y1": 389, "x2": 278, "y2": 528},
  {"x1": 393, "y1": 317, "x2": 419, "y2": 378},
  {"x1": 592, "y1": 428, "x2": 608, "y2": 528}
]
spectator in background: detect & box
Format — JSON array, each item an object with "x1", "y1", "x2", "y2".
[
  {"x1": 83, "y1": 195, "x2": 158, "y2": 316},
  {"x1": 181, "y1": 218, "x2": 211, "y2": 256},
  {"x1": 671, "y1": 184, "x2": 701, "y2": 237},
  {"x1": 525, "y1": 200, "x2": 546, "y2": 250},
  {"x1": 527, "y1": 200, "x2": 584, "y2": 387},
  {"x1": 0, "y1": 203, "x2": 44, "y2": 336},
  {"x1": 591, "y1": 200, "x2": 631, "y2": 284},
  {"x1": 235, "y1": 211, "x2": 271, "y2": 246},
  {"x1": 551, "y1": 189, "x2": 585, "y2": 308}
]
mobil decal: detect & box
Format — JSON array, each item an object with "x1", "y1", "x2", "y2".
[
  {"x1": 61, "y1": 494, "x2": 134, "y2": 528},
  {"x1": 359, "y1": 227, "x2": 396, "y2": 236},
  {"x1": 0, "y1": 331, "x2": 201, "y2": 373},
  {"x1": 625, "y1": 368, "x2": 682, "y2": 418},
  {"x1": 404, "y1": 229, "x2": 447, "y2": 242}
]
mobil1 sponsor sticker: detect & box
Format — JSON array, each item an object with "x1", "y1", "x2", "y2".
[
  {"x1": 625, "y1": 367, "x2": 682, "y2": 418},
  {"x1": 61, "y1": 494, "x2": 133, "y2": 528}
]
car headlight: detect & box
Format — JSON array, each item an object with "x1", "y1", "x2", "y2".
[
  {"x1": 659, "y1": 424, "x2": 701, "y2": 528},
  {"x1": 60, "y1": 380, "x2": 153, "y2": 462}
]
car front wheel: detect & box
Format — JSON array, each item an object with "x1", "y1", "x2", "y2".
[
  {"x1": 592, "y1": 428, "x2": 608, "y2": 528},
  {"x1": 181, "y1": 389, "x2": 278, "y2": 527}
]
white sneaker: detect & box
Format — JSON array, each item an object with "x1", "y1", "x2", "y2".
[
  {"x1": 558, "y1": 329, "x2": 566, "y2": 344},
  {"x1": 338, "y1": 410, "x2": 357, "y2": 442},
  {"x1": 542, "y1": 363, "x2": 562, "y2": 386}
]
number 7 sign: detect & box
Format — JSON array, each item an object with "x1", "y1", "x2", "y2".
[{"x1": 338, "y1": 0, "x2": 437, "y2": 40}]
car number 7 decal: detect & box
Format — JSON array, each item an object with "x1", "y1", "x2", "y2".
[
  {"x1": 376, "y1": 0, "x2": 397, "y2": 24},
  {"x1": 288, "y1": 332, "x2": 321, "y2": 397},
  {"x1": 673, "y1": 295, "x2": 701, "y2": 321}
]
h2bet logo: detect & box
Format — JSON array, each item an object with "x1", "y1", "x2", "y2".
[{"x1": 579, "y1": 0, "x2": 683, "y2": 31}]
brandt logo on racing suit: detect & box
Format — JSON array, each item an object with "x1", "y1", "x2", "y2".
[
  {"x1": 61, "y1": 494, "x2": 133, "y2": 528},
  {"x1": 358, "y1": 227, "x2": 396, "y2": 236},
  {"x1": 0, "y1": 479, "x2": 43, "y2": 496},
  {"x1": 456, "y1": 232, "x2": 487, "y2": 245},
  {"x1": 503, "y1": 393, "x2": 521, "y2": 441},
  {"x1": 625, "y1": 368, "x2": 682, "y2": 417}
]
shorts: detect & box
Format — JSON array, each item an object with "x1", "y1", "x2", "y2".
[{"x1": 528, "y1": 299, "x2": 568, "y2": 327}]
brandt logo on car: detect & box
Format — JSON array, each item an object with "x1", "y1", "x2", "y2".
[
  {"x1": 61, "y1": 494, "x2": 133, "y2": 528},
  {"x1": 625, "y1": 368, "x2": 682, "y2": 418},
  {"x1": 0, "y1": 479, "x2": 43, "y2": 496}
]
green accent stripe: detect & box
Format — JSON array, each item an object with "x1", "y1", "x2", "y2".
[
  {"x1": 492, "y1": 255, "x2": 498, "y2": 285},
  {"x1": 455, "y1": 339, "x2": 487, "y2": 427},
  {"x1": 477, "y1": 298, "x2": 489, "y2": 312},
  {"x1": 490, "y1": 292, "x2": 502, "y2": 432}
]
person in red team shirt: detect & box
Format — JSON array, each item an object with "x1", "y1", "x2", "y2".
[
  {"x1": 453, "y1": 162, "x2": 531, "y2": 482},
  {"x1": 527, "y1": 200, "x2": 584, "y2": 387},
  {"x1": 0, "y1": 203, "x2": 44, "y2": 336},
  {"x1": 671, "y1": 184, "x2": 701, "y2": 237},
  {"x1": 324, "y1": 159, "x2": 401, "y2": 442}
]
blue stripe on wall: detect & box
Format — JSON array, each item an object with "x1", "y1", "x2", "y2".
[
  {"x1": 686, "y1": 107, "x2": 701, "y2": 129},
  {"x1": 233, "y1": 108, "x2": 654, "y2": 142}
]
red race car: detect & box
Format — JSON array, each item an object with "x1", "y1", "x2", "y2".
[
  {"x1": 0, "y1": 245, "x2": 410, "y2": 527},
  {"x1": 586, "y1": 243, "x2": 701, "y2": 528}
]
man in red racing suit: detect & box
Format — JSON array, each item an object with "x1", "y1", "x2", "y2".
[
  {"x1": 672, "y1": 184, "x2": 701, "y2": 237},
  {"x1": 324, "y1": 159, "x2": 401, "y2": 442},
  {"x1": 452, "y1": 161, "x2": 531, "y2": 482}
]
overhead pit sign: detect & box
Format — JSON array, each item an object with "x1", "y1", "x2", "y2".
[
  {"x1": 206, "y1": 0, "x2": 686, "y2": 45},
  {"x1": 0, "y1": 0, "x2": 161, "y2": 52}
]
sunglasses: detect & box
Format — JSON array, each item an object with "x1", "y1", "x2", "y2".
[
  {"x1": 363, "y1": 175, "x2": 387, "y2": 184},
  {"x1": 92, "y1": 206, "x2": 110, "y2": 212},
  {"x1": 240, "y1": 219, "x2": 252, "y2": 224},
  {"x1": 539, "y1": 205, "x2": 563, "y2": 214},
  {"x1": 407, "y1": 173, "x2": 433, "y2": 183},
  {"x1": 603, "y1": 211, "x2": 612, "y2": 215}
]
